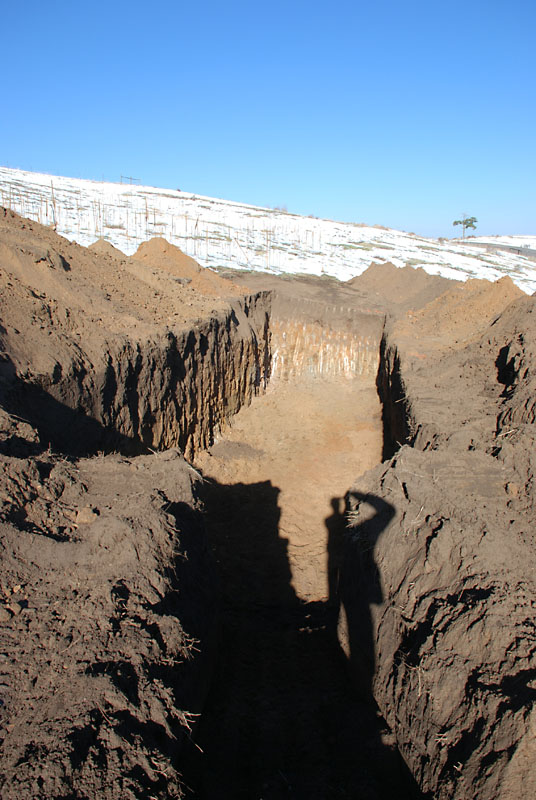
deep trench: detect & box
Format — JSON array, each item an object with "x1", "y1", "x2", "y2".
[
  {"x1": 7, "y1": 294, "x2": 422, "y2": 798},
  {"x1": 178, "y1": 313, "x2": 422, "y2": 799}
]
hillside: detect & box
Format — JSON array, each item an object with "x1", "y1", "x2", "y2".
[{"x1": 1, "y1": 166, "x2": 536, "y2": 292}]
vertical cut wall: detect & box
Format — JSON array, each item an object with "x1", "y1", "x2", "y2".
[
  {"x1": 269, "y1": 295, "x2": 384, "y2": 384},
  {"x1": 8, "y1": 293, "x2": 272, "y2": 460}
]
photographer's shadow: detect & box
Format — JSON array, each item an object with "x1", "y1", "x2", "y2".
[
  {"x1": 326, "y1": 491, "x2": 423, "y2": 796},
  {"x1": 334, "y1": 491, "x2": 394, "y2": 691}
]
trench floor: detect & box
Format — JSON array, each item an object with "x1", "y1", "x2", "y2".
[
  {"x1": 185, "y1": 377, "x2": 419, "y2": 799},
  {"x1": 194, "y1": 377, "x2": 383, "y2": 603}
]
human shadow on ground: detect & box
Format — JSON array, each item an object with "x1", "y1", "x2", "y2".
[
  {"x1": 183, "y1": 480, "x2": 424, "y2": 799},
  {"x1": 333, "y1": 491, "x2": 427, "y2": 798}
]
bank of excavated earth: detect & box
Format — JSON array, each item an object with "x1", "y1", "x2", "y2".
[
  {"x1": 0, "y1": 208, "x2": 271, "y2": 798},
  {"x1": 341, "y1": 276, "x2": 536, "y2": 799},
  {"x1": 0, "y1": 206, "x2": 534, "y2": 799}
]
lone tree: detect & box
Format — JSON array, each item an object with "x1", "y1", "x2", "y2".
[{"x1": 453, "y1": 214, "x2": 477, "y2": 238}]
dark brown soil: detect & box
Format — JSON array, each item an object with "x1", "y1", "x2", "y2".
[
  {"x1": 338, "y1": 282, "x2": 536, "y2": 799},
  {"x1": 0, "y1": 446, "x2": 217, "y2": 799}
]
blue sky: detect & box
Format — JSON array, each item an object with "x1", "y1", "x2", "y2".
[{"x1": 2, "y1": 0, "x2": 535, "y2": 237}]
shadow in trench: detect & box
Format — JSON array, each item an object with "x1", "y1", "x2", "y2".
[
  {"x1": 0, "y1": 353, "x2": 145, "y2": 458},
  {"x1": 337, "y1": 491, "x2": 394, "y2": 694},
  {"x1": 183, "y1": 480, "x2": 424, "y2": 799},
  {"x1": 326, "y1": 497, "x2": 346, "y2": 631}
]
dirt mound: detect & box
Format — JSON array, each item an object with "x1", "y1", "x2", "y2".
[
  {"x1": 0, "y1": 208, "x2": 232, "y2": 343},
  {"x1": 134, "y1": 237, "x2": 202, "y2": 279},
  {"x1": 403, "y1": 275, "x2": 524, "y2": 345},
  {"x1": 349, "y1": 261, "x2": 456, "y2": 313},
  {"x1": 0, "y1": 208, "x2": 270, "y2": 462},
  {"x1": 133, "y1": 237, "x2": 243, "y2": 298},
  {"x1": 88, "y1": 237, "x2": 127, "y2": 259},
  {"x1": 0, "y1": 438, "x2": 216, "y2": 799}
]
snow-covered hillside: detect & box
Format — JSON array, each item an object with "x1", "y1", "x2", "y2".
[
  {"x1": 1, "y1": 166, "x2": 536, "y2": 293},
  {"x1": 468, "y1": 235, "x2": 536, "y2": 250}
]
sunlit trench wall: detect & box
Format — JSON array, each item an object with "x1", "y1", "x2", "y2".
[{"x1": 269, "y1": 296, "x2": 384, "y2": 383}]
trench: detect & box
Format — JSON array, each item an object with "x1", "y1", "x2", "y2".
[
  {"x1": 179, "y1": 301, "x2": 421, "y2": 799},
  {"x1": 3, "y1": 285, "x2": 421, "y2": 797}
]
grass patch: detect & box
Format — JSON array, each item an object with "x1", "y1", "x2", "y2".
[
  {"x1": 416, "y1": 245, "x2": 442, "y2": 253},
  {"x1": 328, "y1": 241, "x2": 374, "y2": 251}
]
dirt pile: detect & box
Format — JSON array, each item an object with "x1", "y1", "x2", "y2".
[
  {"x1": 133, "y1": 237, "x2": 202, "y2": 278},
  {"x1": 0, "y1": 208, "x2": 271, "y2": 459},
  {"x1": 340, "y1": 285, "x2": 536, "y2": 799},
  {"x1": 132, "y1": 237, "x2": 244, "y2": 298},
  {"x1": 396, "y1": 274, "x2": 524, "y2": 347},
  {"x1": 0, "y1": 208, "x2": 229, "y2": 339},
  {"x1": 88, "y1": 237, "x2": 128, "y2": 259},
  {"x1": 0, "y1": 443, "x2": 216, "y2": 799},
  {"x1": 348, "y1": 261, "x2": 457, "y2": 314}
]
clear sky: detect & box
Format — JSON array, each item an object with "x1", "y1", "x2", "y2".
[{"x1": 2, "y1": 0, "x2": 535, "y2": 238}]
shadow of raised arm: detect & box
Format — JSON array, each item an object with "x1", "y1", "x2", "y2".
[
  {"x1": 346, "y1": 491, "x2": 396, "y2": 552},
  {"x1": 339, "y1": 490, "x2": 396, "y2": 691}
]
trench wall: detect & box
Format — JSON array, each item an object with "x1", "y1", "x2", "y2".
[
  {"x1": 269, "y1": 295, "x2": 384, "y2": 383},
  {"x1": 375, "y1": 334, "x2": 416, "y2": 458},
  {"x1": 340, "y1": 326, "x2": 536, "y2": 800},
  {"x1": 12, "y1": 287, "x2": 386, "y2": 460},
  {"x1": 14, "y1": 292, "x2": 272, "y2": 460}
]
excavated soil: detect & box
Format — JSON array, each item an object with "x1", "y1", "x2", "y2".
[{"x1": 0, "y1": 207, "x2": 535, "y2": 799}]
